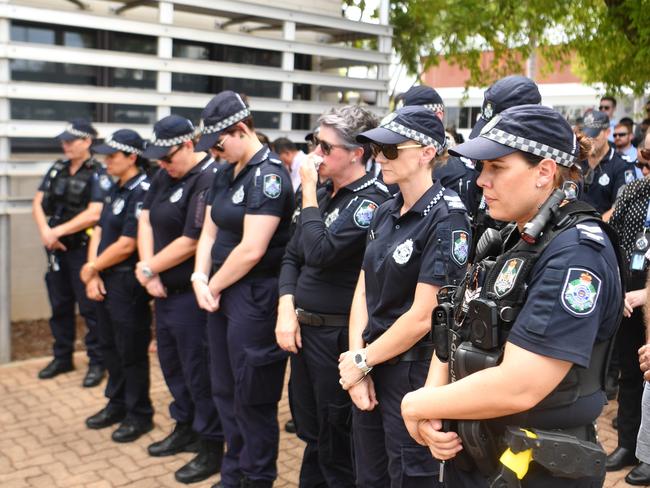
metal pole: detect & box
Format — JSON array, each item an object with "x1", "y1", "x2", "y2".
[{"x1": 0, "y1": 15, "x2": 11, "y2": 363}]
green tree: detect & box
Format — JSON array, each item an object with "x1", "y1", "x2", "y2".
[{"x1": 376, "y1": 0, "x2": 650, "y2": 94}]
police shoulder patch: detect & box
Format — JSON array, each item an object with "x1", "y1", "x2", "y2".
[
  {"x1": 99, "y1": 174, "x2": 112, "y2": 191},
  {"x1": 263, "y1": 173, "x2": 282, "y2": 199},
  {"x1": 560, "y1": 267, "x2": 602, "y2": 316},
  {"x1": 494, "y1": 258, "x2": 524, "y2": 298},
  {"x1": 451, "y1": 230, "x2": 469, "y2": 266},
  {"x1": 353, "y1": 199, "x2": 378, "y2": 229}
]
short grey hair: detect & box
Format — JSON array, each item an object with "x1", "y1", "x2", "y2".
[{"x1": 317, "y1": 106, "x2": 379, "y2": 146}]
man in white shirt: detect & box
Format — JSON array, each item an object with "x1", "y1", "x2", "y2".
[{"x1": 273, "y1": 137, "x2": 306, "y2": 192}]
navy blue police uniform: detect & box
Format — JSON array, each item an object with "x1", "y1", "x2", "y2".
[
  {"x1": 195, "y1": 90, "x2": 295, "y2": 488},
  {"x1": 38, "y1": 119, "x2": 111, "y2": 377},
  {"x1": 279, "y1": 171, "x2": 391, "y2": 487},
  {"x1": 445, "y1": 104, "x2": 624, "y2": 487},
  {"x1": 88, "y1": 130, "x2": 153, "y2": 436},
  {"x1": 141, "y1": 117, "x2": 223, "y2": 457},
  {"x1": 578, "y1": 147, "x2": 628, "y2": 214}
]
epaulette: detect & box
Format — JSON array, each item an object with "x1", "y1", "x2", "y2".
[
  {"x1": 443, "y1": 193, "x2": 466, "y2": 211},
  {"x1": 576, "y1": 223, "x2": 605, "y2": 248},
  {"x1": 374, "y1": 180, "x2": 389, "y2": 194},
  {"x1": 269, "y1": 157, "x2": 282, "y2": 166},
  {"x1": 127, "y1": 173, "x2": 148, "y2": 191}
]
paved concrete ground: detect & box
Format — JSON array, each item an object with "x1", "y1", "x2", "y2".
[{"x1": 0, "y1": 353, "x2": 643, "y2": 487}]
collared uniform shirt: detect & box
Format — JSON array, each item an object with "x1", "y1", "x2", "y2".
[
  {"x1": 433, "y1": 155, "x2": 478, "y2": 214},
  {"x1": 362, "y1": 181, "x2": 471, "y2": 344},
  {"x1": 278, "y1": 172, "x2": 391, "y2": 314},
  {"x1": 142, "y1": 156, "x2": 217, "y2": 288},
  {"x1": 289, "y1": 151, "x2": 307, "y2": 192},
  {"x1": 579, "y1": 148, "x2": 629, "y2": 214},
  {"x1": 209, "y1": 145, "x2": 294, "y2": 278},
  {"x1": 97, "y1": 172, "x2": 149, "y2": 270}
]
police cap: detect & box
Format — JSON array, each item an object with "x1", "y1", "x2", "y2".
[
  {"x1": 470, "y1": 75, "x2": 541, "y2": 139},
  {"x1": 450, "y1": 104, "x2": 579, "y2": 168},
  {"x1": 398, "y1": 85, "x2": 445, "y2": 114},
  {"x1": 142, "y1": 115, "x2": 196, "y2": 160},
  {"x1": 356, "y1": 106, "x2": 447, "y2": 154},
  {"x1": 93, "y1": 129, "x2": 145, "y2": 155},
  {"x1": 581, "y1": 110, "x2": 609, "y2": 138},
  {"x1": 56, "y1": 118, "x2": 98, "y2": 141},
  {"x1": 195, "y1": 91, "x2": 251, "y2": 152}
]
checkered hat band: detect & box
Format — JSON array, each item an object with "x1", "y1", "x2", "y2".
[
  {"x1": 424, "y1": 103, "x2": 445, "y2": 113},
  {"x1": 66, "y1": 126, "x2": 93, "y2": 139},
  {"x1": 201, "y1": 108, "x2": 251, "y2": 135},
  {"x1": 482, "y1": 128, "x2": 577, "y2": 168},
  {"x1": 383, "y1": 121, "x2": 446, "y2": 153},
  {"x1": 105, "y1": 138, "x2": 143, "y2": 155},
  {"x1": 150, "y1": 133, "x2": 193, "y2": 147}
]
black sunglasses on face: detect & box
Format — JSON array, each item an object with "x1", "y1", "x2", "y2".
[
  {"x1": 159, "y1": 144, "x2": 183, "y2": 164},
  {"x1": 314, "y1": 136, "x2": 357, "y2": 156},
  {"x1": 213, "y1": 133, "x2": 232, "y2": 153},
  {"x1": 370, "y1": 142, "x2": 423, "y2": 160},
  {"x1": 613, "y1": 132, "x2": 629, "y2": 138},
  {"x1": 599, "y1": 105, "x2": 613, "y2": 111}
]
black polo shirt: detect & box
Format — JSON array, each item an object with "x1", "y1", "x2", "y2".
[
  {"x1": 208, "y1": 146, "x2": 294, "y2": 278},
  {"x1": 279, "y1": 172, "x2": 391, "y2": 314},
  {"x1": 361, "y1": 181, "x2": 471, "y2": 343},
  {"x1": 433, "y1": 155, "x2": 478, "y2": 214},
  {"x1": 97, "y1": 172, "x2": 149, "y2": 269},
  {"x1": 579, "y1": 148, "x2": 628, "y2": 214},
  {"x1": 143, "y1": 157, "x2": 217, "y2": 288}
]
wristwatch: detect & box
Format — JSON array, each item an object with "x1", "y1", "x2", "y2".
[
  {"x1": 141, "y1": 264, "x2": 155, "y2": 279},
  {"x1": 353, "y1": 349, "x2": 372, "y2": 375},
  {"x1": 190, "y1": 272, "x2": 209, "y2": 284}
]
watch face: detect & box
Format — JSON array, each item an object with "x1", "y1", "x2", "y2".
[{"x1": 355, "y1": 353, "x2": 363, "y2": 363}]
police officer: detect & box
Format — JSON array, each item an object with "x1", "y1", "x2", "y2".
[
  {"x1": 192, "y1": 90, "x2": 294, "y2": 488},
  {"x1": 401, "y1": 105, "x2": 624, "y2": 487},
  {"x1": 275, "y1": 105, "x2": 390, "y2": 487},
  {"x1": 79, "y1": 129, "x2": 153, "y2": 442},
  {"x1": 398, "y1": 84, "x2": 478, "y2": 209},
  {"x1": 32, "y1": 119, "x2": 110, "y2": 386},
  {"x1": 579, "y1": 110, "x2": 629, "y2": 219},
  {"x1": 137, "y1": 115, "x2": 223, "y2": 484},
  {"x1": 337, "y1": 106, "x2": 470, "y2": 487}
]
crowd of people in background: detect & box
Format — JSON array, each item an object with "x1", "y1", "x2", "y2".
[{"x1": 31, "y1": 80, "x2": 650, "y2": 488}]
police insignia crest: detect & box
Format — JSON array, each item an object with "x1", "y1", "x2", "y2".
[
  {"x1": 99, "y1": 174, "x2": 112, "y2": 191},
  {"x1": 170, "y1": 187, "x2": 183, "y2": 203},
  {"x1": 353, "y1": 199, "x2": 378, "y2": 229},
  {"x1": 263, "y1": 174, "x2": 281, "y2": 199},
  {"x1": 393, "y1": 238, "x2": 414, "y2": 264},
  {"x1": 598, "y1": 174, "x2": 610, "y2": 186},
  {"x1": 483, "y1": 101, "x2": 494, "y2": 120},
  {"x1": 451, "y1": 230, "x2": 469, "y2": 266},
  {"x1": 324, "y1": 208, "x2": 339, "y2": 228},
  {"x1": 561, "y1": 268, "x2": 601, "y2": 316},
  {"x1": 112, "y1": 198, "x2": 125, "y2": 215},
  {"x1": 232, "y1": 185, "x2": 245, "y2": 204},
  {"x1": 494, "y1": 258, "x2": 524, "y2": 297}
]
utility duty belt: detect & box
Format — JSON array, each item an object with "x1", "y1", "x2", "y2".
[
  {"x1": 387, "y1": 342, "x2": 434, "y2": 365},
  {"x1": 295, "y1": 308, "x2": 349, "y2": 327}
]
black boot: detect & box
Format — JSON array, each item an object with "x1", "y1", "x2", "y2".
[
  {"x1": 606, "y1": 446, "x2": 638, "y2": 471},
  {"x1": 175, "y1": 439, "x2": 224, "y2": 484},
  {"x1": 38, "y1": 358, "x2": 73, "y2": 379},
  {"x1": 148, "y1": 422, "x2": 198, "y2": 457},
  {"x1": 82, "y1": 364, "x2": 105, "y2": 388}
]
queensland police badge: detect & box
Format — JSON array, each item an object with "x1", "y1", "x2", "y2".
[
  {"x1": 494, "y1": 258, "x2": 523, "y2": 297},
  {"x1": 263, "y1": 174, "x2": 281, "y2": 199},
  {"x1": 353, "y1": 200, "x2": 378, "y2": 229},
  {"x1": 393, "y1": 238, "x2": 414, "y2": 264},
  {"x1": 561, "y1": 268, "x2": 601, "y2": 316},
  {"x1": 451, "y1": 230, "x2": 469, "y2": 266}
]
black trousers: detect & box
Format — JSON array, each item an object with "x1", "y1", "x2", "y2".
[
  {"x1": 45, "y1": 246, "x2": 101, "y2": 365},
  {"x1": 96, "y1": 270, "x2": 153, "y2": 422}
]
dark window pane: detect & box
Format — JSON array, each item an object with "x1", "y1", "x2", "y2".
[
  {"x1": 107, "y1": 104, "x2": 156, "y2": 124},
  {"x1": 110, "y1": 68, "x2": 157, "y2": 89},
  {"x1": 11, "y1": 99, "x2": 97, "y2": 121},
  {"x1": 459, "y1": 107, "x2": 470, "y2": 129},
  {"x1": 470, "y1": 107, "x2": 482, "y2": 127},
  {"x1": 214, "y1": 45, "x2": 281, "y2": 68},
  {"x1": 173, "y1": 42, "x2": 210, "y2": 60},
  {"x1": 170, "y1": 107, "x2": 202, "y2": 126},
  {"x1": 11, "y1": 137, "x2": 60, "y2": 153},
  {"x1": 11, "y1": 60, "x2": 97, "y2": 85},
  {"x1": 220, "y1": 78, "x2": 280, "y2": 98},
  {"x1": 293, "y1": 84, "x2": 311, "y2": 101},
  {"x1": 291, "y1": 113, "x2": 312, "y2": 131},
  {"x1": 252, "y1": 112, "x2": 280, "y2": 129},
  {"x1": 172, "y1": 73, "x2": 211, "y2": 93},
  {"x1": 294, "y1": 53, "x2": 312, "y2": 71},
  {"x1": 63, "y1": 30, "x2": 96, "y2": 49},
  {"x1": 109, "y1": 32, "x2": 157, "y2": 55},
  {"x1": 10, "y1": 23, "x2": 55, "y2": 44},
  {"x1": 444, "y1": 107, "x2": 460, "y2": 128}
]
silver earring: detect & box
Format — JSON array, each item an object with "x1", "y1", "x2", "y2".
[{"x1": 536, "y1": 183, "x2": 541, "y2": 188}]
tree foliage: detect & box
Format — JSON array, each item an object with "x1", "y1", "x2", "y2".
[{"x1": 365, "y1": 0, "x2": 650, "y2": 94}]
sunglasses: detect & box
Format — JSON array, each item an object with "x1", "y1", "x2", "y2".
[
  {"x1": 599, "y1": 105, "x2": 613, "y2": 111},
  {"x1": 314, "y1": 137, "x2": 357, "y2": 156},
  {"x1": 613, "y1": 132, "x2": 629, "y2": 138},
  {"x1": 159, "y1": 144, "x2": 184, "y2": 164},
  {"x1": 371, "y1": 142, "x2": 423, "y2": 160},
  {"x1": 213, "y1": 133, "x2": 232, "y2": 153}
]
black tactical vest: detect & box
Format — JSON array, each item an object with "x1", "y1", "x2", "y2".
[{"x1": 42, "y1": 158, "x2": 102, "y2": 221}]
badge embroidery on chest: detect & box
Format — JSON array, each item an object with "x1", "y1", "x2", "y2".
[
  {"x1": 263, "y1": 174, "x2": 282, "y2": 199},
  {"x1": 99, "y1": 174, "x2": 112, "y2": 191},
  {"x1": 170, "y1": 187, "x2": 183, "y2": 203},
  {"x1": 353, "y1": 200, "x2": 378, "y2": 229},
  {"x1": 112, "y1": 198, "x2": 125, "y2": 215},
  {"x1": 494, "y1": 258, "x2": 524, "y2": 298},
  {"x1": 561, "y1": 268, "x2": 602, "y2": 316},
  {"x1": 232, "y1": 185, "x2": 245, "y2": 204},
  {"x1": 598, "y1": 174, "x2": 610, "y2": 186},
  {"x1": 451, "y1": 230, "x2": 469, "y2": 266},
  {"x1": 393, "y1": 238, "x2": 414, "y2": 265},
  {"x1": 324, "y1": 208, "x2": 340, "y2": 228}
]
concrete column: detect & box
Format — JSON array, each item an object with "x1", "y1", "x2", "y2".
[
  {"x1": 280, "y1": 21, "x2": 296, "y2": 132},
  {"x1": 157, "y1": 2, "x2": 173, "y2": 119},
  {"x1": 376, "y1": 0, "x2": 391, "y2": 109},
  {"x1": 0, "y1": 16, "x2": 11, "y2": 363}
]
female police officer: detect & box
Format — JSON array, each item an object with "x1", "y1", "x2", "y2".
[
  {"x1": 401, "y1": 104, "x2": 624, "y2": 487},
  {"x1": 136, "y1": 115, "x2": 224, "y2": 484},
  {"x1": 337, "y1": 105, "x2": 471, "y2": 487},
  {"x1": 79, "y1": 129, "x2": 153, "y2": 442},
  {"x1": 275, "y1": 105, "x2": 390, "y2": 487},
  {"x1": 192, "y1": 90, "x2": 294, "y2": 488}
]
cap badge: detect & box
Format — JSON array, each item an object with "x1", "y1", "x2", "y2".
[{"x1": 483, "y1": 102, "x2": 494, "y2": 120}]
